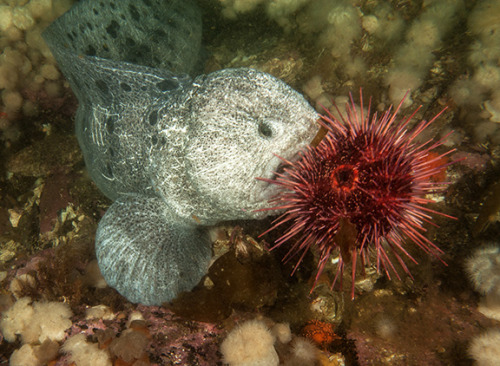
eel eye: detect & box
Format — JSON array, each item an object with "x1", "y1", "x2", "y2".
[{"x1": 258, "y1": 121, "x2": 273, "y2": 138}]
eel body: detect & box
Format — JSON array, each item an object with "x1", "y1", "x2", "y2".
[{"x1": 44, "y1": 0, "x2": 318, "y2": 305}]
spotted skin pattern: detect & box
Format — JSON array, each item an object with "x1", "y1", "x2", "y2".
[{"x1": 44, "y1": 0, "x2": 318, "y2": 305}]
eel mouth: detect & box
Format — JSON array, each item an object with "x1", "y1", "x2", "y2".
[
  {"x1": 270, "y1": 158, "x2": 289, "y2": 181},
  {"x1": 257, "y1": 152, "x2": 300, "y2": 201}
]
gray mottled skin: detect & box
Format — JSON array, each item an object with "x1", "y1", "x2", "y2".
[{"x1": 43, "y1": 0, "x2": 318, "y2": 305}]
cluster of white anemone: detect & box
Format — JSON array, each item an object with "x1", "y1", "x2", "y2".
[
  {"x1": 0, "y1": 0, "x2": 74, "y2": 138},
  {"x1": 219, "y1": 0, "x2": 500, "y2": 143},
  {"x1": 465, "y1": 245, "x2": 500, "y2": 365}
]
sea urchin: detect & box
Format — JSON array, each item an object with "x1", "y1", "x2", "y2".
[{"x1": 259, "y1": 92, "x2": 454, "y2": 298}]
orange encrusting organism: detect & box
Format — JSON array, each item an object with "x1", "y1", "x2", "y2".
[
  {"x1": 302, "y1": 320, "x2": 340, "y2": 349},
  {"x1": 424, "y1": 151, "x2": 450, "y2": 182}
]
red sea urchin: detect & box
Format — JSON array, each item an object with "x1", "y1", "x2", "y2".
[{"x1": 258, "y1": 92, "x2": 455, "y2": 298}]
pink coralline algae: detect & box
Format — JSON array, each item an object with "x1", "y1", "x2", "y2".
[
  {"x1": 52, "y1": 306, "x2": 222, "y2": 365},
  {"x1": 137, "y1": 305, "x2": 222, "y2": 365}
]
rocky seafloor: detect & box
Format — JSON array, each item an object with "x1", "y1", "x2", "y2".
[{"x1": 1, "y1": 0, "x2": 500, "y2": 365}]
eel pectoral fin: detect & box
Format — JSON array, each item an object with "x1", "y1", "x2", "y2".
[{"x1": 95, "y1": 194, "x2": 211, "y2": 305}]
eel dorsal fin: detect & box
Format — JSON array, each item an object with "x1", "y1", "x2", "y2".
[
  {"x1": 44, "y1": 47, "x2": 191, "y2": 109},
  {"x1": 42, "y1": 0, "x2": 201, "y2": 74}
]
